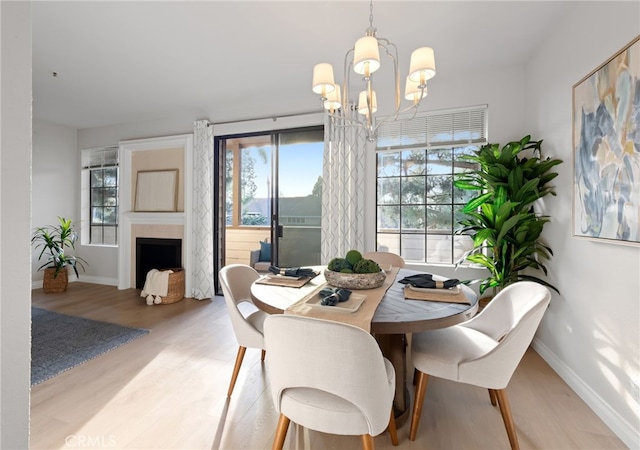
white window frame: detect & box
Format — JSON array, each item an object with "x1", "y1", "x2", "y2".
[
  {"x1": 81, "y1": 146, "x2": 119, "y2": 246},
  {"x1": 375, "y1": 105, "x2": 488, "y2": 265}
]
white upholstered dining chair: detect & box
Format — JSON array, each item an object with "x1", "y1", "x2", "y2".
[
  {"x1": 264, "y1": 315, "x2": 399, "y2": 450},
  {"x1": 362, "y1": 251, "x2": 405, "y2": 268},
  {"x1": 409, "y1": 281, "x2": 551, "y2": 449},
  {"x1": 218, "y1": 264, "x2": 268, "y2": 397}
]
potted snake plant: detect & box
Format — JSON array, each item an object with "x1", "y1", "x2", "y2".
[
  {"x1": 454, "y1": 135, "x2": 562, "y2": 296},
  {"x1": 32, "y1": 217, "x2": 87, "y2": 293}
]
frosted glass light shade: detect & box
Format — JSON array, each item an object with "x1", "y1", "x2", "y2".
[
  {"x1": 404, "y1": 76, "x2": 428, "y2": 102},
  {"x1": 409, "y1": 47, "x2": 436, "y2": 83},
  {"x1": 358, "y1": 90, "x2": 377, "y2": 115},
  {"x1": 312, "y1": 63, "x2": 336, "y2": 95},
  {"x1": 324, "y1": 84, "x2": 342, "y2": 110},
  {"x1": 353, "y1": 36, "x2": 381, "y2": 76}
]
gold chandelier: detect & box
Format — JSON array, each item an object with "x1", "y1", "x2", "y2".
[{"x1": 311, "y1": 0, "x2": 436, "y2": 142}]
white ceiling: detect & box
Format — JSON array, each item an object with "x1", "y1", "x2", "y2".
[{"x1": 32, "y1": 1, "x2": 572, "y2": 130}]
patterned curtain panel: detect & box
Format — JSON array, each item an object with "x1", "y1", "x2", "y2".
[
  {"x1": 321, "y1": 116, "x2": 366, "y2": 262},
  {"x1": 191, "y1": 120, "x2": 214, "y2": 299}
]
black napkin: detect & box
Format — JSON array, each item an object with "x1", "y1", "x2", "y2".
[
  {"x1": 398, "y1": 274, "x2": 461, "y2": 289},
  {"x1": 319, "y1": 287, "x2": 352, "y2": 306},
  {"x1": 268, "y1": 266, "x2": 317, "y2": 278}
]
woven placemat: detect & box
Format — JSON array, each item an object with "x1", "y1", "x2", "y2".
[
  {"x1": 403, "y1": 285, "x2": 471, "y2": 304},
  {"x1": 255, "y1": 274, "x2": 317, "y2": 288},
  {"x1": 286, "y1": 267, "x2": 400, "y2": 332}
]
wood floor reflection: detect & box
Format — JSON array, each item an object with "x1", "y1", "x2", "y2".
[{"x1": 31, "y1": 282, "x2": 625, "y2": 450}]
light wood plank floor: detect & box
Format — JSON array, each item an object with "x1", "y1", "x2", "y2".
[{"x1": 31, "y1": 282, "x2": 625, "y2": 450}]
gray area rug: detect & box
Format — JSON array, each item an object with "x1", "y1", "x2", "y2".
[{"x1": 31, "y1": 307, "x2": 149, "y2": 385}]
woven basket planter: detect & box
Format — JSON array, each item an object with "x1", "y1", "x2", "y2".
[
  {"x1": 43, "y1": 267, "x2": 68, "y2": 293},
  {"x1": 161, "y1": 268, "x2": 185, "y2": 304}
]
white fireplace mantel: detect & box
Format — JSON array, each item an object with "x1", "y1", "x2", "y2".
[{"x1": 117, "y1": 134, "x2": 193, "y2": 295}]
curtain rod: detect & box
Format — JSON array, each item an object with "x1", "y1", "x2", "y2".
[{"x1": 206, "y1": 110, "x2": 321, "y2": 127}]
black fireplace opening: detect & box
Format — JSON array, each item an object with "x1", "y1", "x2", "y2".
[{"x1": 136, "y1": 238, "x2": 182, "y2": 289}]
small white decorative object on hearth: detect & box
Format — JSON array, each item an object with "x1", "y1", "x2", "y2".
[{"x1": 141, "y1": 268, "x2": 173, "y2": 305}]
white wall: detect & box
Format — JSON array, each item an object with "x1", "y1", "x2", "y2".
[
  {"x1": 32, "y1": 119, "x2": 79, "y2": 284},
  {"x1": 421, "y1": 64, "x2": 527, "y2": 143},
  {"x1": 0, "y1": 1, "x2": 31, "y2": 448},
  {"x1": 525, "y1": 2, "x2": 640, "y2": 447},
  {"x1": 77, "y1": 112, "x2": 197, "y2": 150},
  {"x1": 32, "y1": 119, "x2": 124, "y2": 286}
]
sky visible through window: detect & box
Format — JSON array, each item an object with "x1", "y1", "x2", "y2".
[{"x1": 250, "y1": 143, "x2": 323, "y2": 198}]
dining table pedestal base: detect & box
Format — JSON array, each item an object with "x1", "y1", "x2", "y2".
[{"x1": 375, "y1": 333, "x2": 410, "y2": 426}]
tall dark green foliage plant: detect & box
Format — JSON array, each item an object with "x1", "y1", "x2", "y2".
[{"x1": 454, "y1": 135, "x2": 562, "y2": 295}]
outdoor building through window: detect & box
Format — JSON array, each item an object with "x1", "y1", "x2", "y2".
[
  {"x1": 219, "y1": 127, "x2": 324, "y2": 268},
  {"x1": 81, "y1": 146, "x2": 119, "y2": 246},
  {"x1": 375, "y1": 105, "x2": 488, "y2": 264}
]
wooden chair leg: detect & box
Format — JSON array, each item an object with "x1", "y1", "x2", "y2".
[
  {"x1": 387, "y1": 407, "x2": 398, "y2": 446},
  {"x1": 488, "y1": 388, "x2": 497, "y2": 406},
  {"x1": 360, "y1": 434, "x2": 375, "y2": 450},
  {"x1": 261, "y1": 349, "x2": 266, "y2": 361},
  {"x1": 494, "y1": 389, "x2": 520, "y2": 450},
  {"x1": 227, "y1": 346, "x2": 246, "y2": 397},
  {"x1": 272, "y1": 413, "x2": 290, "y2": 450},
  {"x1": 409, "y1": 371, "x2": 429, "y2": 441}
]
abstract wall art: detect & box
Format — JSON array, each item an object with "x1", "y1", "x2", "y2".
[{"x1": 573, "y1": 35, "x2": 640, "y2": 245}]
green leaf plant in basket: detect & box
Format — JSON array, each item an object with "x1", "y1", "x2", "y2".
[
  {"x1": 32, "y1": 217, "x2": 87, "y2": 293},
  {"x1": 454, "y1": 135, "x2": 562, "y2": 296}
]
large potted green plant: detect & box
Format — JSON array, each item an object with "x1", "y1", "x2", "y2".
[
  {"x1": 454, "y1": 135, "x2": 562, "y2": 296},
  {"x1": 32, "y1": 217, "x2": 87, "y2": 293}
]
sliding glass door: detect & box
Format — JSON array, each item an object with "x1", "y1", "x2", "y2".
[
  {"x1": 275, "y1": 128, "x2": 324, "y2": 267},
  {"x1": 216, "y1": 126, "x2": 323, "y2": 273}
]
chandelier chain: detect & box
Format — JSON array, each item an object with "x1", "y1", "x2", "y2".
[{"x1": 369, "y1": 0, "x2": 374, "y2": 30}]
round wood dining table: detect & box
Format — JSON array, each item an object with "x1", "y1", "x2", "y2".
[{"x1": 251, "y1": 266, "x2": 479, "y2": 422}]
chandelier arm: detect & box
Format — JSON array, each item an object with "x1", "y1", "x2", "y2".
[
  {"x1": 366, "y1": 78, "x2": 374, "y2": 133},
  {"x1": 327, "y1": 113, "x2": 373, "y2": 140},
  {"x1": 376, "y1": 37, "x2": 402, "y2": 112},
  {"x1": 369, "y1": 101, "x2": 422, "y2": 142},
  {"x1": 313, "y1": 1, "x2": 434, "y2": 144},
  {"x1": 375, "y1": 103, "x2": 420, "y2": 129},
  {"x1": 327, "y1": 109, "x2": 363, "y2": 125},
  {"x1": 343, "y1": 48, "x2": 355, "y2": 121}
]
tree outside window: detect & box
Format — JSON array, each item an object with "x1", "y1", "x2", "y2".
[{"x1": 375, "y1": 106, "x2": 487, "y2": 264}]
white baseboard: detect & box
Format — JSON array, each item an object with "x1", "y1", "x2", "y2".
[
  {"x1": 31, "y1": 275, "x2": 118, "y2": 290},
  {"x1": 532, "y1": 338, "x2": 639, "y2": 449},
  {"x1": 77, "y1": 275, "x2": 118, "y2": 286}
]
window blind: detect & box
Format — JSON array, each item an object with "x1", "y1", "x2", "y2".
[
  {"x1": 376, "y1": 105, "x2": 488, "y2": 150},
  {"x1": 81, "y1": 146, "x2": 119, "y2": 169}
]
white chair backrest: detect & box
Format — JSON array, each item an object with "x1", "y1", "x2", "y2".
[
  {"x1": 264, "y1": 315, "x2": 395, "y2": 435},
  {"x1": 362, "y1": 251, "x2": 405, "y2": 268},
  {"x1": 219, "y1": 264, "x2": 263, "y2": 349},
  {"x1": 463, "y1": 282, "x2": 550, "y2": 340},
  {"x1": 459, "y1": 282, "x2": 551, "y2": 388}
]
